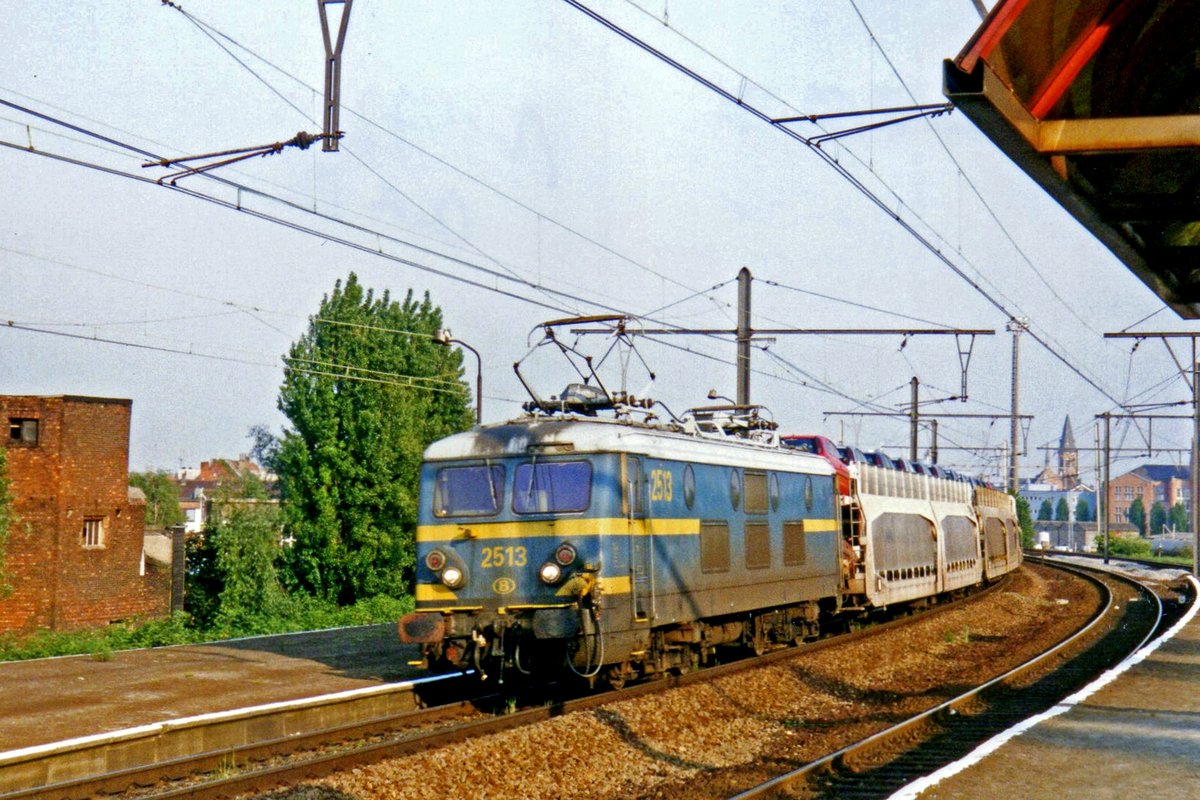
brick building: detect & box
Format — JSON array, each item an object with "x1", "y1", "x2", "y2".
[
  {"x1": 0, "y1": 396, "x2": 170, "y2": 632},
  {"x1": 1107, "y1": 464, "x2": 1191, "y2": 530}
]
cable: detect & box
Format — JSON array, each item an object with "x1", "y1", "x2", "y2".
[
  {"x1": 758, "y1": 278, "x2": 954, "y2": 329},
  {"x1": 1, "y1": 321, "x2": 475, "y2": 396},
  {"x1": 559, "y1": 0, "x2": 1131, "y2": 412},
  {"x1": 159, "y1": 2, "x2": 706, "y2": 309},
  {"x1": 844, "y1": 0, "x2": 1105, "y2": 340}
]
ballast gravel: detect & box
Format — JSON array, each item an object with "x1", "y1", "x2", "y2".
[{"x1": 262, "y1": 565, "x2": 1097, "y2": 800}]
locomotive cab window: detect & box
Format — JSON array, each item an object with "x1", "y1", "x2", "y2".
[
  {"x1": 513, "y1": 460, "x2": 592, "y2": 514},
  {"x1": 433, "y1": 465, "x2": 505, "y2": 517}
]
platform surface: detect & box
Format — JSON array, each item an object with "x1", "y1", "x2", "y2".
[
  {"x1": 0, "y1": 623, "x2": 422, "y2": 751},
  {"x1": 898, "y1": 566, "x2": 1200, "y2": 799}
]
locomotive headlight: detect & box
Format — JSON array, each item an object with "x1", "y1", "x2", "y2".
[
  {"x1": 425, "y1": 549, "x2": 447, "y2": 572},
  {"x1": 539, "y1": 562, "x2": 563, "y2": 584},
  {"x1": 554, "y1": 543, "x2": 577, "y2": 566},
  {"x1": 441, "y1": 565, "x2": 465, "y2": 589}
]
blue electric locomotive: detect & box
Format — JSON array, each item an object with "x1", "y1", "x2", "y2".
[
  {"x1": 399, "y1": 315, "x2": 1021, "y2": 685},
  {"x1": 399, "y1": 404, "x2": 840, "y2": 685}
]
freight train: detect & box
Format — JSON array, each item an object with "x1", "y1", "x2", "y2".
[{"x1": 398, "y1": 318, "x2": 1021, "y2": 686}]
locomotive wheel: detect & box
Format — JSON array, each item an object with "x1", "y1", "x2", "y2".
[{"x1": 606, "y1": 663, "x2": 631, "y2": 690}]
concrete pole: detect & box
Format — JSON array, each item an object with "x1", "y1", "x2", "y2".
[
  {"x1": 1007, "y1": 319, "x2": 1026, "y2": 493},
  {"x1": 1104, "y1": 412, "x2": 1111, "y2": 564},
  {"x1": 737, "y1": 267, "x2": 752, "y2": 406},
  {"x1": 910, "y1": 376, "x2": 919, "y2": 461},
  {"x1": 1192, "y1": 348, "x2": 1199, "y2": 576}
]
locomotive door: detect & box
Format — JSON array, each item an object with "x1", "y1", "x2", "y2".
[{"x1": 627, "y1": 457, "x2": 654, "y2": 622}]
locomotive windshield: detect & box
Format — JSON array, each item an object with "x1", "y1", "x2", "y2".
[
  {"x1": 513, "y1": 460, "x2": 592, "y2": 514},
  {"x1": 433, "y1": 465, "x2": 505, "y2": 517},
  {"x1": 782, "y1": 436, "x2": 818, "y2": 453}
]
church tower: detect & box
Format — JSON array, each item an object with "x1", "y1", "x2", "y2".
[{"x1": 1058, "y1": 415, "x2": 1079, "y2": 488}]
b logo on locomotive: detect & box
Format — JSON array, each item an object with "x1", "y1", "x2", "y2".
[{"x1": 492, "y1": 576, "x2": 517, "y2": 595}]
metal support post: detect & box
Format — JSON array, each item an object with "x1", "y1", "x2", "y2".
[{"x1": 318, "y1": 0, "x2": 353, "y2": 152}]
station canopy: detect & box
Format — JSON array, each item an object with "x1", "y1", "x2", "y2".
[{"x1": 945, "y1": 0, "x2": 1200, "y2": 317}]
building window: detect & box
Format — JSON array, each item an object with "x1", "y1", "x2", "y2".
[
  {"x1": 81, "y1": 517, "x2": 105, "y2": 549},
  {"x1": 8, "y1": 418, "x2": 38, "y2": 445}
]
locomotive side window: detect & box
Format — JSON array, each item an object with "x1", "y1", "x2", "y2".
[
  {"x1": 513, "y1": 461, "x2": 592, "y2": 514},
  {"x1": 433, "y1": 465, "x2": 505, "y2": 517},
  {"x1": 700, "y1": 520, "x2": 730, "y2": 573},
  {"x1": 729, "y1": 470, "x2": 742, "y2": 510},
  {"x1": 745, "y1": 522, "x2": 770, "y2": 569},
  {"x1": 744, "y1": 470, "x2": 768, "y2": 514},
  {"x1": 783, "y1": 521, "x2": 806, "y2": 565},
  {"x1": 683, "y1": 465, "x2": 696, "y2": 510},
  {"x1": 769, "y1": 473, "x2": 780, "y2": 512}
]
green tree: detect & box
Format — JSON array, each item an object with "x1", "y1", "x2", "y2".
[
  {"x1": 274, "y1": 274, "x2": 473, "y2": 604},
  {"x1": 1128, "y1": 496, "x2": 1146, "y2": 536},
  {"x1": 1054, "y1": 496, "x2": 1070, "y2": 521},
  {"x1": 1076, "y1": 497, "x2": 1091, "y2": 522},
  {"x1": 185, "y1": 478, "x2": 282, "y2": 630},
  {"x1": 0, "y1": 449, "x2": 12, "y2": 598},
  {"x1": 1037, "y1": 498, "x2": 1053, "y2": 521},
  {"x1": 1013, "y1": 492, "x2": 1035, "y2": 548},
  {"x1": 1171, "y1": 502, "x2": 1190, "y2": 532},
  {"x1": 1150, "y1": 501, "x2": 1168, "y2": 536},
  {"x1": 129, "y1": 471, "x2": 184, "y2": 528}
]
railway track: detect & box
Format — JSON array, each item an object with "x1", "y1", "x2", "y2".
[
  {"x1": 729, "y1": 559, "x2": 1186, "y2": 800},
  {"x1": 4, "y1": 576, "x2": 1015, "y2": 800}
]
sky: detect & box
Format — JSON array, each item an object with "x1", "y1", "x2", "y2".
[{"x1": 1, "y1": 1, "x2": 1194, "y2": 481}]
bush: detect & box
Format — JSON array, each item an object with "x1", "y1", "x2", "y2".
[
  {"x1": 1105, "y1": 535, "x2": 1153, "y2": 559},
  {"x1": 0, "y1": 595, "x2": 412, "y2": 662}
]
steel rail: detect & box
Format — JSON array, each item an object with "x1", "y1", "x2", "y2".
[
  {"x1": 0, "y1": 675, "x2": 481, "y2": 800},
  {"x1": 729, "y1": 561, "x2": 1166, "y2": 799},
  {"x1": 27, "y1": 578, "x2": 1012, "y2": 800}
]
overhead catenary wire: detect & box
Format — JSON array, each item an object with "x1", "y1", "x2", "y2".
[
  {"x1": 592, "y1": 1, "x2": 1122, "y2": 402},
  {"x1": 844, "y1": 0, "x2": 1107, "y2": 341},
  {"x1": 559, "y1": 0, "x2": 1132, "y2": 414},
  {"x1": 157, "y1": 1, "x2": 712, "y2": 317},
  {"x1": 4, "y1": 7, "x2": 1123, "y2": 470},
  {"x1": 2, "y1": 320, "x2": 507, "y2": 398},
  {"x1": 5, "y1": 100, "x2": 922, "y2": 418}
]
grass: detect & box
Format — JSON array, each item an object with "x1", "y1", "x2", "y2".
[
  {"x1": 943, "y1": 625, "x2": 971, "y2": 645},
  {"x1": 0, "y1": 593, "x2": 413, "y2": 662}
]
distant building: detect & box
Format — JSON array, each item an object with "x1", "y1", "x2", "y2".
[
  {"x1": 174, "y1": 456, "x2": 276, "y2": 534},
  {"x1": 1107, "y1": 464, "x2": 1190, "y2": 530},
  {"x1": 1025, "y1": 415, "x2": 1086, "y2": 493},
  {"x1": 1020, "y1": 416, "x2": 1093, "y2": 518},
  {"x1": 0, "y1": 396, "x2": 171, "y2": 632},
  {"x1": 1058, "y1": 415, "x2": 1079, "y2": 488},
  {"x1": 1033, "y1": 520, "x2": 1138, "y2": 552}
]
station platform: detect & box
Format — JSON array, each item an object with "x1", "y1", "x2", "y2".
[
  {"x1": 896, "y1": 566, "x2": 1200, "y2": 799},
  {"x1": 0, "y1": 623, "x2": 422, "y2": 752}
]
